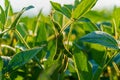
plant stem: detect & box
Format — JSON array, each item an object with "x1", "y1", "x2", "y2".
[
  {"x1": 60, "y1": 19, "x2": 74, "y2": 33},
  {"x1": 66, "y1": 24, "x2": 73, "y2": 49},
  {"x1": 112, "y1": 19, "x2": 118, "y2": 39},
  {"x1": 15, "y1": 29, "x2": 30, "y2": 49}
]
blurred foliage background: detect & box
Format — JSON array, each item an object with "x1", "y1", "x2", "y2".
[{"x1": 0, "y1": 0, "x2": 120, "y2": 80}]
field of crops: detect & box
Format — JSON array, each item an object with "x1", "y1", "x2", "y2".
[{"x1": 0, "y1": 0, "x2": 120, "y2": 80}]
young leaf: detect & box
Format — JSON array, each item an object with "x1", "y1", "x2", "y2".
[
  {"x1": 0, "y1": 6, "x2": 6, "y2": 26},
  {"x1": 72, "y1": 0, "x2": 97, "y2": 19},
  {"x1": 50, "y1": 1, "x2": 62, "y2": 12},
  {"x1": 80, "y1": 31, "x2": 119, "y2": 49},
  {"x1": 50, "y1": 1, "x2": 71, "y2": 18},
  {"x1": 5, "y1": 0, "x2": 13, "y2": 16},
  {"x1": 74, "y1": 0, "x2": 81, "y2": 9},
  {"x1": 3, "y1": 47, "x2": 45, "y2": 73},
  {"x1": 113, "y1": 7, "x2": 120, "y2": 28},
  {"x1": 53, "y1": 11, "x2": 63, "y2": 27}
]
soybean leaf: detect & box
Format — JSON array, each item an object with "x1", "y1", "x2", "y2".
[
  {"x1": 64, "y1": 4, "x2": 73, "y2": 12},
  {"x1": 72, "y1": 0, "x2": 97, "y2": 19},
  {"x1": 0, "y1": 6, "x2": 6, "y2": 26},
  {"x1": 53, "y1": 11, "x2": 63, "y2": 27},
  {"x1": 50, "y1": 1, "x2": 62, "y2": 12},
  {"x1": 62, "y1": 5, "x2": 72, "y2": 18},
  {"x1": 36, "y1": 22, "x2": 47, "y2": 42},
  {"x1": 78, "y1": 17, "x2": 99, "y2": 31},
  {"x1": 84, "y1": 11, "x2": 111, "y2": 23},
  {"x1": 50, "y1": 1, "x2": 71, "y2": 18},
  {"x1": 16, "y1": 23, "x2": 28, "y2": 38},
  {"x1": 73, "y1": 51, "x2": 88, "y2": 71},
  {"x1": 3, "y1": 47, "x2": 44, "y2": 73},
  {"x1": 10, "y1": 5, "x2": 34, "y2": 29},
  {"x1": 80, "y1": 31, "x2": 119, "y2": 49},
  {"x1": 74, "y1": 0, "x2": 81, "y2": 8},
  {"x1": 73, "y1": 48, "x2": 92, "y2": 80},
  {"x1": 113, "y1": 7, "x2": 120, "y2": 28},
  {"x1": 88, "y1": 44, "x2": 107, "y2": 67},
  {"x1": 5, "y1": 0, "x2": 13, "y2": 16}
]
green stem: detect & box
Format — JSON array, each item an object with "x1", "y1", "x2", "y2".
[
  {"x1": 112, "y1": 19, "x2": 118, "y2": 39},
  {"x1": 15, "y1": 29, "x2": 30, "y2": 49},
  {"x1": 60, "y1": 19, "x2": 74, "y2": 33},
  {"x1": 66, "y1": 24, "x2": 73, "y2": 49},
  {"x1": 33, "y1": 10, "x2": 42, "y2": 36}
]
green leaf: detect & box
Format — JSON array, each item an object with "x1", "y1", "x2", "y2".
[
  {"x1": 93, "y1": 67, "x2": 103, "y2": 80},
  {"x1": 4, "y1": 47, "x2": 44, "y2": 73},
  {"x1": 61, "y1": 5, "x2": 72, "y2": 18},
  {"x1": 74, "y1": 0, "x2": 81, "y2": 9},
  {"x1": 5, "y1": 0, "x2": 13, "y2": 16},
  {"x1": 36, "y1": 22, "x2": 47, "y2": 42},
  {"x1": 64, "y1": 4, "x2": 73, "y2": 12},
  {"x1": 113, "y1": 7, "x2": 120, "y2": 28},
  {"x1": 72, "y1": 0, "x2": 97, "y2": 19},
  {"x1": 73, "y1": 51, "x2": 88, "y2": 71},
  {"x1": 53, "y1": 11, "x2": 63, "y2": 27},
  {"x1": 16, "y1": 23, "x2": 28, "y2": 38},
  {"x1": 50, "y1": 1, "x2": 62, "y2": 12},
  {"x1": 89, "y1": 44, "x2": 107, "y2": 67},
  {"x1": 50, "y1": 1, "x2": 71, "y2": 18},
  {"x1": 78, "y1": 17, "x2": 99, "y2": 31},
  {"x1": 0, "y1": 57, "x2": 3, "y2": 71},
  {"x1": 73, "y1": 49, "x2": 92, "y2": 80},
  {"x1": 0, "y1": 6, "x2": 6, "y2": 26},
  {"x1": 24, "y1": 5, "x2": 34, "y2": 11},
  {"x1": 80, "y1": 31, "x2": 119, "y2": 49},
  {"x1": 5, "y1": 0, "x2": 9, "y2": 7},
  {"x1": 10, "y1": 5, "x2": 34, "y2": 29},
  {"x1": 5, "y1": 4, "x2": 11, "y2": 19},
  {"x1": 84, "y1": 11, "x2": 111, "y2": 22}
]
